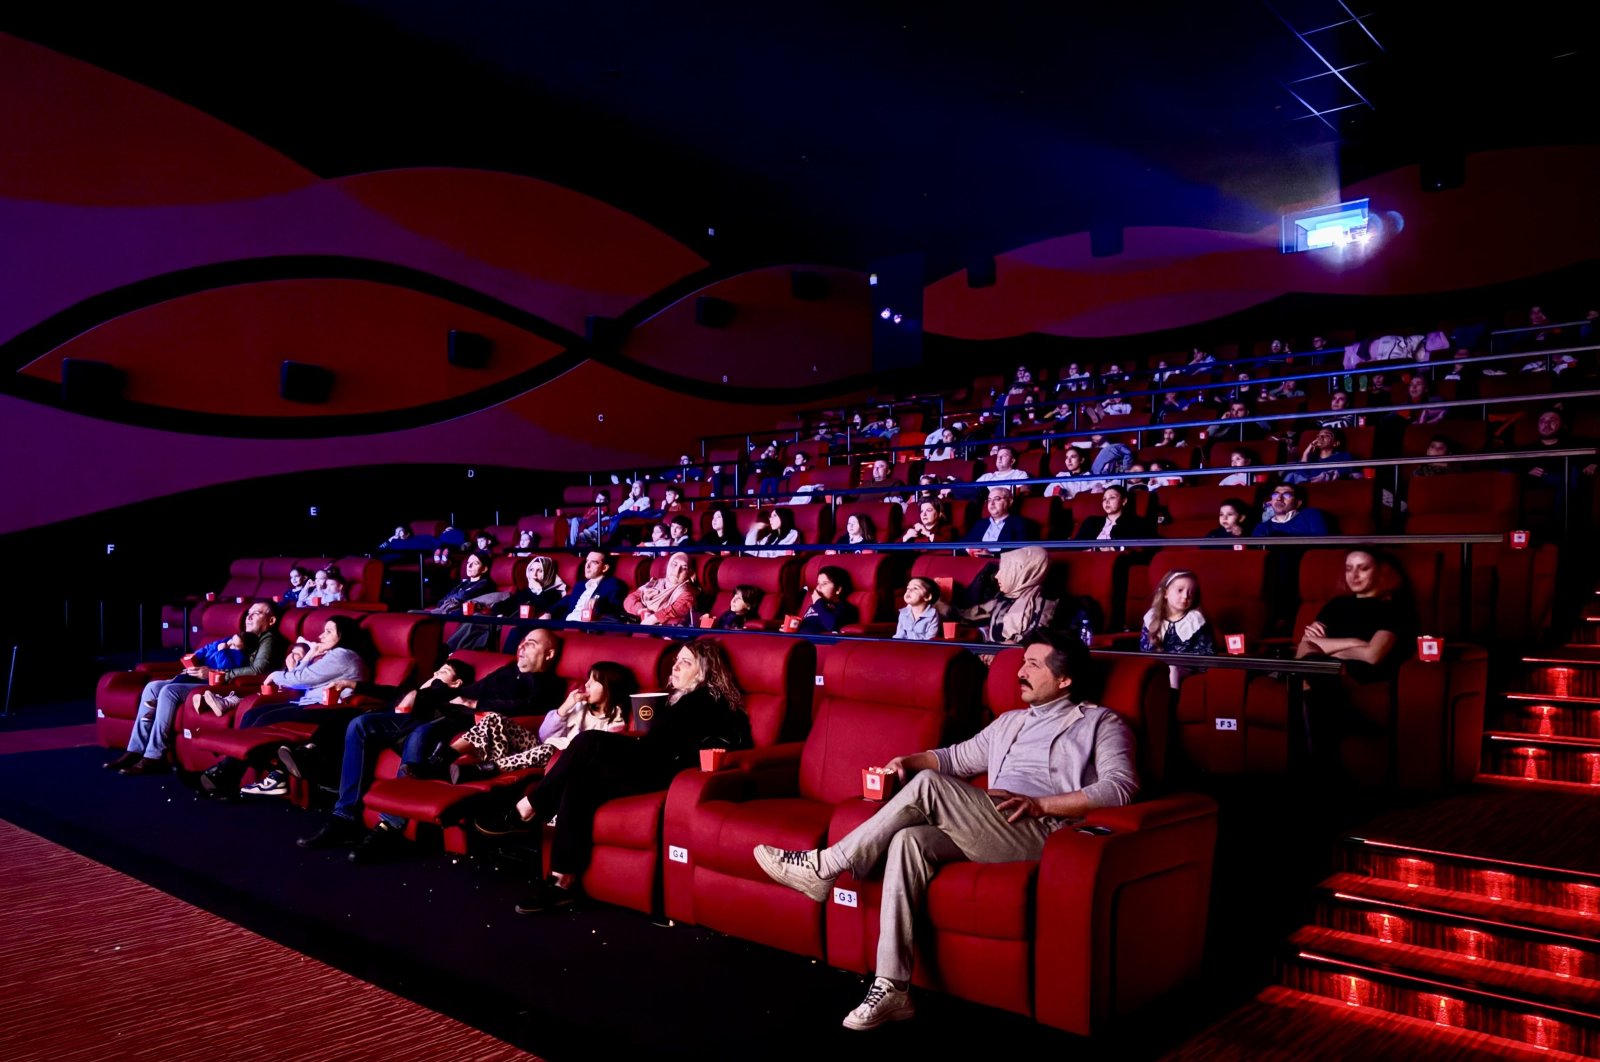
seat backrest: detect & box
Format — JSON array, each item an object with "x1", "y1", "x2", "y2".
[
  {"x1": 515, "y1": 514, "x2": 568, "y2": 549},
  {"x1": 644, "y1": 552, "x2": 717, "y2": 590},
  {"x1": 922, "y1": 459, "x2": 981, "y2": 482},
  {"x1": 410, "y1": 519, "x2": 447, "y2": 538},
  {"x1": 800, "y1": 553, "x2": 890, "y2": 624},
  {"x1": 361, "y1": 613, "x2": 442, "y2": 690},
  {"x1": 786, "y1": 505, "x2": 834, "y2": 546},
  {"x1": 1303, "y1": 479, "x2": 1377, "y2": 534},
  {"x1": 800, "y1": 642, "x2": 982, "y2": 804},
  {"x1": 1206, "y1": 438, "x2": 1281, "y2": 468},
  {"x1": 284, "y1": 606, "x2": 370, "y2": 646},
  {"x1": 832, "y1": 501, "x2": 902, "y2": 542},
  {"x1": 334, "y1": 557, "x2": 384, "y2": 604},
  {"x1": 490, "y1": 555, "x2": 531, "y2": 594},
  {"x1": 1016, "y1": 495, "x2": 1063, "y2": 539},
  {"x1": 1052, "y1": 551, "x2": 1129, "y2": 631},
  {"x1": 1403, "y1": 421, "x2": 1488, "y2": 457},
  {"x1": 1291, "y1": 548, "x2": 1432, "y2": 638},
  {"x1": 1146, "y1": 548, "x2": 1271, "y2": 642},
  {"x1": 707, "y1": 557, "x2": 798, "y2": 624},
  {"x1": 218, "y1": 558, "x2": 265, "y2": 600},
  {"x1": 909, "y1": 554, "x2": 994, "y2": 609},
  {"x1": 197, "y1": 601, "x2": 249, "y2": 643},
  {"x1": 445, "y1": 649, "x2": 514, "y2": 685},
  {"x1": 553, "y1": 632, "x2": 674, "y2": 696},
  {"x1": 1407, "y1": 472, "x2": 1520, "y2": 533},
  {"x1": 257, "y1": 557, "x2": 298, "y2": 589},
  {"x1": 701, "y1": 634, "x2": 815, "y2": 746},
  {"x1": 1162, "y1": 484, "x2": 1261, "y2": 538},
  {"x1": 564, "y1": 484, "x2": 603, "y2": 506},
  {"x1": 1070, "y1": 488, "x2": 1148, "y2": 527},
  {"x1": 797, "y1": 465, "x2": 855, "y2": 492}
]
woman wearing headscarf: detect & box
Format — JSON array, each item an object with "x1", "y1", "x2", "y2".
[
  {"x1": 624, "y1": 551, "x2": 700, "y2": 627},
  {"x1": 959, "y1": 546, "x2": 1057, "y2": 645}
]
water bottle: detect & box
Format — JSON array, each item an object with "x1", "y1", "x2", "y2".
[{"x1": 1078, "y1": 614, "x2": 1094, "y2": 648}]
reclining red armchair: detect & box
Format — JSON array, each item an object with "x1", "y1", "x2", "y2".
[
  {"x1": 661, "y1": 641, "x2": 983, "y2": 958},
  {"x1": 823, "y1": 649, "x2": 1216, "y2": 1034},
  {"x1": 95, "y1": 602, "x2": 250, "y2": 750}
]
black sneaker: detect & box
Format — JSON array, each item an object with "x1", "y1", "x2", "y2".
[
  {"x1": 277, "y1": 743, "x2": 315, "y2": 781},
  {"x1": 514, "y1": 881, "x2": 580, "y2": 915},
  {"x1": 348, "y1": 823, "x2": 406, "y2": 865},
  {"x1": 297, "y1": 816, "x2": 362, "y2": 850},
  {"x1": 472, "y1": 807, "x2": 537, "y2": 837},
  {"x1": 449, "y1": 762, "x2": 499, "y2": 786}
]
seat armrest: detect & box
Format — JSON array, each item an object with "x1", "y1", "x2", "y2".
[
  {"x1": 132, "y1": 661, "x2": 185, "y2": 677},
  {"x1": 850, "y1": 622, "x2": 896, "y2": 638},
  {"x1": 1034, "y1": 792, "x2": 1219, "y2": 1035}
]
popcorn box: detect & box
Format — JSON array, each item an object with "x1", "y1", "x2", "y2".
[
  {"x1": 699, "y1": 748, "x2": 727, "y2": 772},
  {"x1": 1417, "y1": 636, "x2": 1444, "y2": 663},
  {"x1": 1509, "y1": 530, "x2": 1530, "y2": 549},
  {"x1": 520, "y1": 604, "x2": 533, "y2": 619},
  {"x1": 862, "y1": 766, "x2": 899, "y2": 802},
  {"x1": 462, "y1": 600, "x2": 476, "y2": 616},
  {"x1": 261, "y1": 681, "x2": 277, "y2": 696},
  {"x1": 781, "y1": 615, "x2": 802, "y2": 633},
  {"x1": 205, "y1": 592, "x2": 216, "y2": 602},
  {"x1": 1224, "y1": 633, "x2": 1246, "y2": 656},
  {"x1": 322, "y1": 685, "x2": 339, "y2": 705},
  {"x1": 206, "y1": 670, "x2": 225, "y2": 686}
]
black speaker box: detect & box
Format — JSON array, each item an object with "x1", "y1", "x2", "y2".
[
  {"x1": 790, "y1": 270, "x2": 828, "y2": 300},
  {"x1": 966, "y1": 257, "x2": 997, "y2": 288},
  {"x1": 447, "y1": 329, "x2": 493, "y2": 369},
  {"x1": 1090, "y1": 224, "x2": 1124, "y2": 258},
  {"x1": 694, "y1": 296, "x2": 735, "y2": 328},
  {"x1": 280, "y1": 360, "x2": 335, "y2": 404},
  {"x1": 60, "y1": 358, "x2": 126, "y2": 407}
]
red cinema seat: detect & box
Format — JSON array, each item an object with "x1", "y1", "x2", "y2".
[
  {"x1": 705, "y1": 557, "x2": 800, "y2": 630},
  {"x1": 1147, "y1": 549, "x2": 1272, "y2": 646},
  {"x1": 257, "y1": 558, "x2": 299, "y2": 602},
  {"x1": 1402, "y1": 421, "x2": 1488, "y2": 457},
  {"x1": 1406, "y1": 471, "x2": 1520, "y2": 533},
  {"x1": 660, "y1": 642, "x2": 982, "y2": 957},
  {"x1": 516, "y1": 514, "x2": 568, "y2": 549},
  {"x1": 785, "y1": 504, "x2": 834, "y2": 546},
  {"x1": 908, "y1": 554, "x2": 995, "y2": 612},
  {"x1": 361, "y1": 633, "x2": 675, "y2": 877},
  {"x1": 333, "y1": 556, "x2": 385, "y2": 609},
  {"x1": 168, "y1": 606, "x2": 376, "y2": 772},
  {"x1": 923, "y1": 459, "x2": 981, "y2": 482},
  {"x1": 1206, "y1": 438, "x2": 1281, "y2": 469},
  {"x1": 1017, "y1": 495, "x2": 1064, "y2": 539},
  {"x1": 1069, "y1": 488, "x2": 1148, "y2": 530},
  {"x1": 410, "y1": 519, "x2": 447, "y2": 538},
  {"x1": 800, "y1": 553, "x2": 893, "y2": 631},
  {"x1": 1302, "y1": 478, "x2": 1378, "y2": 534},
  {"x1": 640, "y1": 550, "x2": 718, "y2": 594},
  {"x1": 95, "y1": 601, "x2": 251, "y2": 749},
  {"x1": 1160, "y1": 484, "x2": 1260, "y2": 539},
  {"x1": 826, "y1": 648, "x2": 1214, "y2": 1032},
  {"x1": 216, "y1": 558, "x2": 267, "y2": 603},
  {"x1": 832, "y1": 501, "x2": 903, "y2": 542},
  {"x1": 180, "y1": 612, "x2": 442, "y2": 774}
]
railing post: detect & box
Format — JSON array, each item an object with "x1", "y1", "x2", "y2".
[
  {"x1": 1459, "y1": 542, "x2": 1472, "y2": 637},
  {"x1": 138, "y1": 603, "x2": 145, "y2": 664},
  {"x1": 2, "y1": 644, "x2": 16, "y2": 717}
]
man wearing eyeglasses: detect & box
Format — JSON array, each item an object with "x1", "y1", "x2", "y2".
[{"x1": 1252, "y1": 482, "x2": 1331, "y2": 537}]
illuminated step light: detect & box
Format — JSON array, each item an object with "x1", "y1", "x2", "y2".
[
  {"x1": 1365, "y1": 911, "x2": 1410, "y2": 944},
  {"x1": 1543, "y1": 944, "x2": 1579, "y2": 979},
  {"x1": 1421, "y1": 992, "x2": 1464, "y2": 1028},
  {"x1": 1516, "y1": 747, "x2": 1550, "y2": 781},
  {"x1": 1479, "y1": 869, "x2": 1515, "y2": 902},
  {"x1": 1453, "y1": 927, "x2": 1489, "y2": 961},
  {"x1": 1530, "y1": 704, "x2": 1559, "y2": 736},
  {"x1": 1568, "y1": 883, "x2": 1599, "y2": 917},
  {"x1": 1585, "y1": 752, "x2": 1600, "y2": 786},
  {"x1": 1395, "y1": 857, "x2": 1435, "y2": 889}
]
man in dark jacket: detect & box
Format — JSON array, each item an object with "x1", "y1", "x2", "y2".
[
  {"x1": 552, "y1": 551, "x2": 628, "y2": 623},
  {"x1": 296, "y1": 628, "x2": 566, "y2": 860},
  {"x1": 964, "y1": 488, "x2": 1037, "y2": 545}
]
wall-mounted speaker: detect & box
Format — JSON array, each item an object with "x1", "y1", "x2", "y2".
[
  {"x1": 447, "y1": 329, "x2": 493, "y2": 369},
  {"x1": 60, "y1": 358, "x2": 126, "y2": 408},
  {"x1": 585, "y1": 315, "x2": 630, "y2": 349},
  {"x1": 280, "y1": 360, "x2": 334, "y2": 403},
  {"x1": 966, "y1": 257, "x2": 997, "y2": 288},
  {"x1": 694, "y1": 296, "x2": 736, "y2": 328},
  {"x1": 1090, "y1": 224, "x2": 1124, "y2": 258},
  {"x1": 790, "y1": 270, "x2": 829, "y2": 301}
]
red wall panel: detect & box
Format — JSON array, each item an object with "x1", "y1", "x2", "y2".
[
  {"x1": 20, "y1": 280, "x2": 565, "y2": 416},
  {"x1": 0, "y1": 34, "x2": 317, "y2": 205}
]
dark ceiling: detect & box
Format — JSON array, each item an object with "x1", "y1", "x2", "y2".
[{"x1": 5, "y1": 1, "x2": 1594, "y2": 277}]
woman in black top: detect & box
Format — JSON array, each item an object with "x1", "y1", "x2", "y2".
[
  {"x1": 1295, "y1": 549, "x2": 1414, "y2": 769},
  {"x1": 430, "y1": 551, "x2": 496, "y2": 613},
  {"x1": 699, "y1": 507, "x2": 739, "y2": 548},
  {"x1": 475, "y1": 639, "x2": 753, "y2": 913}
]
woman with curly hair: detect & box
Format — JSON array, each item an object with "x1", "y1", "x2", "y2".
[{"x1": 475, "y1": 639, "x2": 753, "y2": 913}]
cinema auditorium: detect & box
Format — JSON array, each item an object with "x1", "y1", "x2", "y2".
[{"x1": 1, "y1": 4, "x2": 1597, "y2": 1059}]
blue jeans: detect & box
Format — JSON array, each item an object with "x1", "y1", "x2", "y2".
[
  {"x1": 127, "y1": 675, "x2": 205, "y2": 760},
  {"x1": 332, "y1": 711, "x2": 462, "y2": 828}
]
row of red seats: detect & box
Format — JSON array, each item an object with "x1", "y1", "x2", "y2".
[
  {"x1": 104, "y1": 618, "x2": 1217, "y2": 1034},
  {"x1": 161, "y1": 555, "x2": 385, "y2": 648}
]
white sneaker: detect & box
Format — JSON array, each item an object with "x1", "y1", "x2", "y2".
[
  {"x1": 842, "y1": 977, "x2": 915, "y2": 1031},
  {"x1": 241, "y1": 770, "x2": 289, "y2": 797},
  {"x1": 752, "y1": 844, "x2": 834, "y2": 903}
]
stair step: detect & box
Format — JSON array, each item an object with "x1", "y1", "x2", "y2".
[
  {"x1": 1482, "y1": 738, "x2": 1600, "y2": 786},
  {"x1": 1520, "y1": 664, "x2": 1600, "y2": 699},
  {"x1": 1490, "y1": 704, "x2": 1600, "y2": 741},
  {"x1": 1479, "y1": 774, "x2": 1600, "y2": 797},
  {"x1": 1506, "y1": 692, "x2": 1600, "y2": 708},
  {"x1": 1293, "y1": 922, "x2": 1600, "y2": 1012},
  {"x1": 1325, "y1": 872, "x2": 1600, "y2": 941},
  {"x1": 1167, "y1": 985, "x2": 1591, "y2": 1062},
  {"x1": 1285, "y1": 951, "x2": 1600, "y2": 1056}
]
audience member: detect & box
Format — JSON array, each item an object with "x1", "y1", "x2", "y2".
[
  {"x1": 1207, "y1": 499, "x2": 1253, "y2": 539},
  {"x1": 447, "y1": 660, "x2": 635, "y2": 785},
  {"x1": 798, "y1": 566, "x2": 858, "y2": 634},
  {"x1": 836, "y1": 513, "x2": 878, "y2": 546},
  {"x1": 625, "y1": 552, "x2": 700, "y2": 627},
  {"x1": 714, "y1": 585, "x2": 764, "y2": 631},
  {"x1": 1139, "y1": 569, "x2": 1216, "y2": 687},
  {"x1": 977, "y1": 447, "x2": 1029, "y2": 491},
  {"x1": 1413, "y1": 435, "x2": 1459, "y2": 477},
  {"x1": 617, "y1": 479, "x2": 653, "y2": 514},
  {"x1": 753, "y1": 507, "x2": 802, "y2": 557},
  {"x1": 1073, "y1": 485, "x2": 1152, "y2": 542},
  {"x1": 700, "y1": 507, "x2": 739, "y2": 548},
  {"x1": 1252, "y1": 483, "x2": 1330, "y2": 536},
  {"x1": 893, "y1": 577, "x2": 941, "y2": 641},
  {"x1": 430, "y1": 551, "x2": 495, "y2": 614},
  {"x1": 957, "y1": 546, "x2": 1057, "y2": 645},
  {"x1": 571, "y1": 490, "x2": 613, "y2": 547},
  {"x1": 1043, "y1": 446, "x2": 1094, "y2": 499},
  {"x1": 1217, "y1": 450, "x2": 1258, "y2": 487},
  {"x1": 554, "y1": 551, "x2": 628, "y2": 622},
  {"x1": 1287, "y1": 427, "x2": 1353, "y2": 483},
  {"x1": 475, "y1": 640, "x2": 753, "y2": 914},
  {"x1": 966, "y1": 487, "x2": 1036, "y2": 545},
  {"x1": 903, "y1": 499, "x2": 958, "y2": 543},
  {"x1": 752, "y1": 629, "x2": 1135, "y2": 1030}
]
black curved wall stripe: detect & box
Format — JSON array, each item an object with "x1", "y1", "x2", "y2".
[{"x1": 0, "y1": 255, "x2": 891, "y2": 439}]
